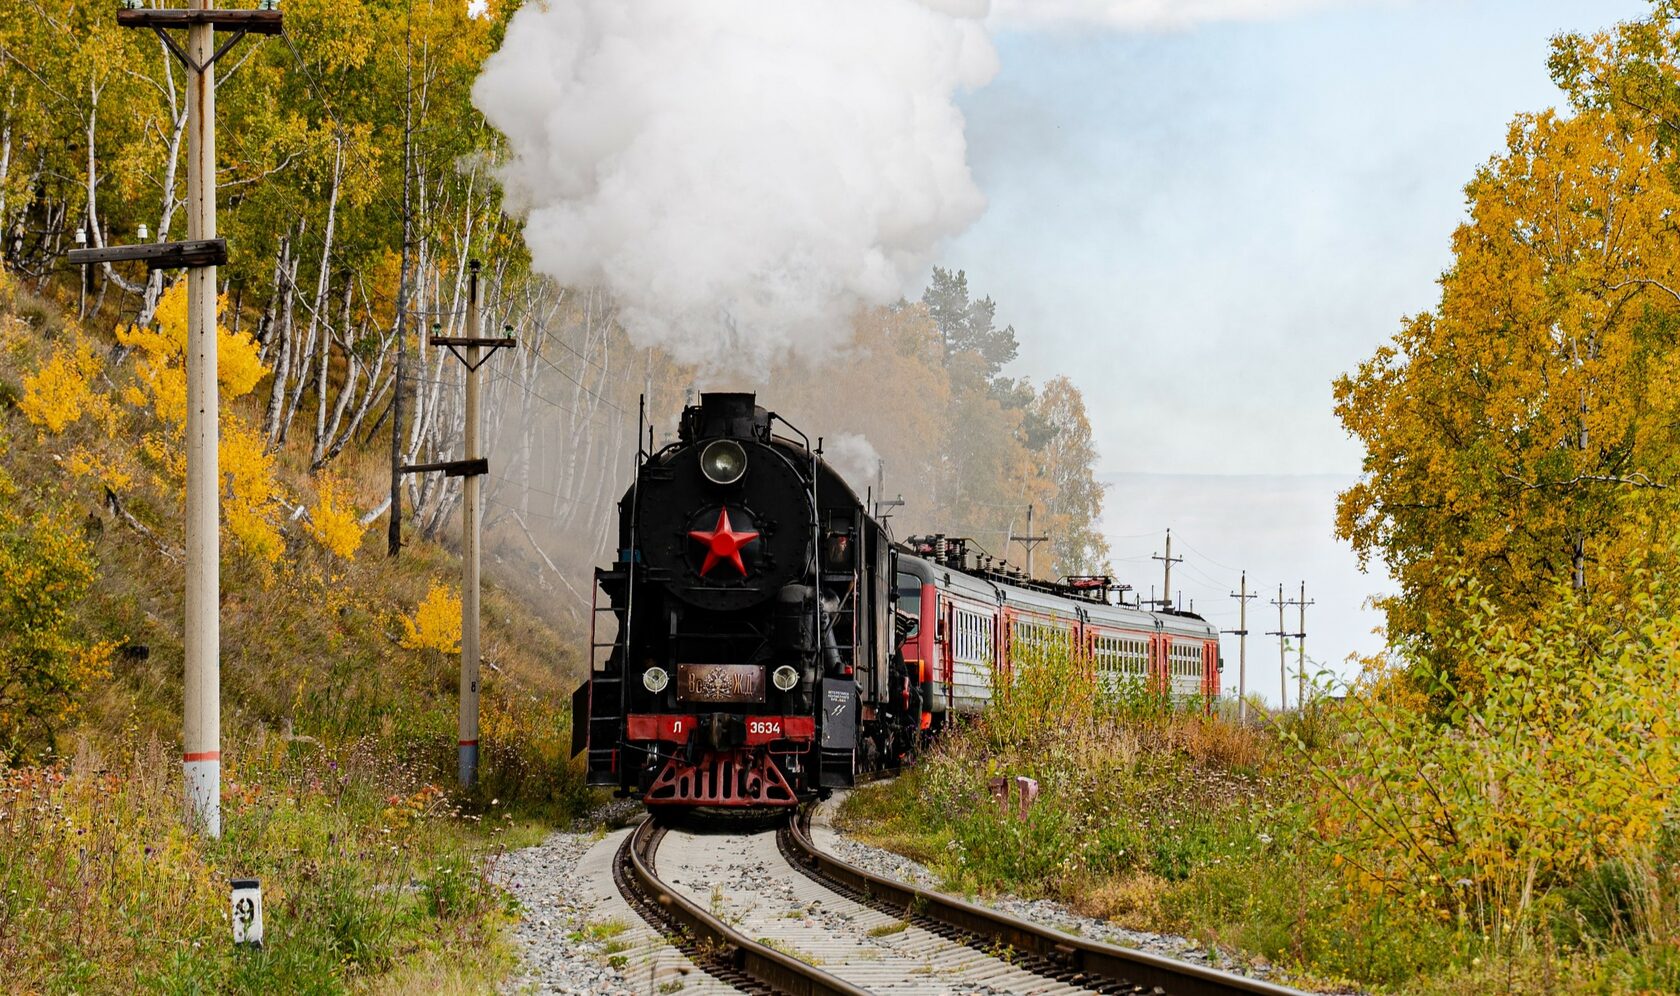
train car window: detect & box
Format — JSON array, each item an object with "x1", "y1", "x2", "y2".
[{"x1": 894, "y1": 571, "x2": 922, "y2": 615}]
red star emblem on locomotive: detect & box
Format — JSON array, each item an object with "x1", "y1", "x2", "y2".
[{"x1": 688, "y1": 508, "x2": 759, "y2": 577}]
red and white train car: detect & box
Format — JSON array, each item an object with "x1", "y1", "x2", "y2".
[{"x1": 895, "y1": 540, "x2": 1221, "y2": 727}]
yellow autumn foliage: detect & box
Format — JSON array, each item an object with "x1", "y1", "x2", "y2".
[
  {"x1": 1335, "y1": 106, "x2": 1680, "y2": 674},
  {"x1": 20, "y1": 281, "x2": 286, "y2": 564},
  {"x1": 400, "y1": 580, "x2": 461, "y2": 655},
  {"x1": 220, "y1": 419, "x2": 283, "y2": 564},
  {"x1": 18, "y1": 329, "x2": 110, "y2": 434},
  {"x1": 117, "y1": 282, "x2": 268, "y2": 427},
  {"x1": 305, "y1": 474, "x2": 365, "y2": 559}
]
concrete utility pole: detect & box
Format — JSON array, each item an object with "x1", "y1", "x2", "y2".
[
  {"x1": 182, "y1": 0, "x2": 219, "y2": 836},
  {"x1": 1152, "y1": 528, "x2": 1183, "y2": 610},
  {"x1": 402, "y1": 259, "x2": 515, "y2": 789},
  {"x1": 1010, "y1": 503, "x2": 1048, "y2": 579},
  {"x1": 80, "y1": 0, "x2": 283, "y2": 838},
  {"x1": 1267, "y1": 584, "x2": 1289, "y2": 712},
  {"x1": 1226, "y1": 571, "x2": 1256, "y2": 722}
]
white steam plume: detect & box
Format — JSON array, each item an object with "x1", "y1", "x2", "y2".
[
  {"x1": 473, "y1": 0, "x2": 997, "y2": 369},
  {"x1": 824, "y1": 433, "x2": 882, "y2": 497}
]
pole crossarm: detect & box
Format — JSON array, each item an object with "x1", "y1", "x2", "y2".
[
  {"x1": 67, "y1": 238, "x2": 227, "y2": 269},
  {"x1": 117, "y1": 10, "x2": 281, "y2": 74},
  {"x1": 429, "y1": 335, "x2": 517, "y2": 372},
  {"x1": 116, "y1": 8, "x2": 284, "y2": 31},
  {"x1": 401, "y1": 458, "x2": 488, "y2": 478}
]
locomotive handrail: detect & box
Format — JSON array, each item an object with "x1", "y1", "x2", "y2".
[{"x1": 785, "y1": 810, "x2": 1307, "y2": 996}]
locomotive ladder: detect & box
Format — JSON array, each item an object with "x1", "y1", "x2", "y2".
[{"x1": 583, "y1": 564, "x2": 629, "y2": 784}]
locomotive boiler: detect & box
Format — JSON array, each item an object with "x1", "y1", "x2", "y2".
[{"x1": 572, "y1": 393, "x2": 922, "y2": 813}]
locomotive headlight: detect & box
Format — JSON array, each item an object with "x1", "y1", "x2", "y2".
[
  {"x1": 771, "y1": 665, "x2": 800, "y2": 692},
  {"x1": 642, "y1": 667, "x2": 670, "y2": 693},
  {"x1": 700, "y1": 439, "x2": 748, "y2": 485}
]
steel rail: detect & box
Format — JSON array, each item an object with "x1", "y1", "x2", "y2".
[
  {"x1": 617, "y1": 817, "x2": 871, "y2": 996},
  {"x1": 783, "y1": 809, "x2": 1307, "y2": 996}
]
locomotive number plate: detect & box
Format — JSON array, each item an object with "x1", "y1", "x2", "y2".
[{"x1": 676, "y1": 664, "x2": 765, "y2": 703}]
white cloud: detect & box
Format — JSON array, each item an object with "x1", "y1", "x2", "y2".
[{"x1": 991, "y1": 0, "x2": 1366, "y2": 30}]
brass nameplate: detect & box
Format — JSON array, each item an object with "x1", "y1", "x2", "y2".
[{"x1": 677, "y1": 664, "x2": 765, "y2": 704}]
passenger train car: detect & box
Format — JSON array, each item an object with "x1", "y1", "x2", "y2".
[{"x1": 896, "y1": 537, "x2": 1221, "y2": 732}]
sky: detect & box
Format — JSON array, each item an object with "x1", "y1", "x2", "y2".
[{"x1": 942, "y1": 0, "x2": 1651, "y2": 702}]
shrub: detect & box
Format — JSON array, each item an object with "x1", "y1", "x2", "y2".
[
  {"x1": 401, "y1": 580, "x2": 462, "y2": 655},
  {"x1": 0, "y1": 441, "x2": 113, "y2": 760},
  {"x1": 1308, "y1": 572, "x2": 1680, "y2": 947}
]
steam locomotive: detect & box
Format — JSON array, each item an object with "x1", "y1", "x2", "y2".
[{"x1": 572, "y1": 392, "x2": 1222, "y2": 814}]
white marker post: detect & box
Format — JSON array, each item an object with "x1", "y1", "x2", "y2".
[{"x1": 231, "y1": 878, "x2": 263, "y2": 947}]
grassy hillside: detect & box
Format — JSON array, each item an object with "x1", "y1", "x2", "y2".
[{"x1": 0, "y1": 276, "x2": 593, "y2": 991}]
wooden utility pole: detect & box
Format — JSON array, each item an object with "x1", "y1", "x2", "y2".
[
  {"x1": 402, "y1": 260, "x2": 514, "y2": 789},
  {"x1": 1226, "y1": 571, "x2": 1256, "y2": 721},
  {"x1": 1267, "y1": 584, "x2": 1288, "y2": 712},
  {"x1": 1010, "y1": 503, "x2": 1049, "y2": 579},
  {"x1": 459, "y1": 263, "x2": 485, "y2": 788},
  {"x1": 1292, "y1": 581, "x2": 1314, "y2": 707},
  {"x1": 1152, "y1": 529, "x2": 1183, "y2": 610},
  {"x1": 88, "y1": 0, "x2": 283, "y2": 838}
]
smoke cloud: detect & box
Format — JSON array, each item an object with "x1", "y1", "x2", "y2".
[
  {"x1": 473, "y1": 0, "x2": 997, "y2": 369},
  {"x1": 824, "y1": 433, "x2": 883, "y2": 497}
]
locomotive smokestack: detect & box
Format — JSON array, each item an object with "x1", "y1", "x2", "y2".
[{"x1": 682, "y1": 392, "x2": 769, "y2": 442}]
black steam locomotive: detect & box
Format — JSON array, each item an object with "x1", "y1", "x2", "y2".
[{"x1": 572, "y1": 393, "x2": 923, "y2": 812}]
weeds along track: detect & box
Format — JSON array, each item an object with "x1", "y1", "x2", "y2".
[
  {"x1": 615, "y1": 806, "x2": 1303, "y2": 995},
  {"x1": 780, "y1": 808, "x2": 1308, "y2": 996}
]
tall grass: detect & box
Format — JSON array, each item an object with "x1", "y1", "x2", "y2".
[
  {"x1": 0, "y1": 284, "x2": 596, "y2": 991},
  {"x1": 843, "y1": 587, "x2": 1680, "y2": 993},
  {"x1": 0, "y1": 729, "x2": 529, "y2": 993}
]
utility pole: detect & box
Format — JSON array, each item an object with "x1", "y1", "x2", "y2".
[
  {"x1": 1152, "y1": 528, "x2": 1183, "y2": 610},
  {"x1": 402, "y1": 260, "x2": 515, "y2": 789},
  {"x1": 83, "y1": 0, "x2": 284, "y2": 838},
  {"x1": 1011, "y1": 503, "x2": 1048, "y2": 579},
  {"x1": 182, "y1": 0, "x2": 220, "y2": 837},
  {"x1": 1226, "y1": 571, "x2": 1256, "y2": 722},
  {"x1": 1293, "y1": 580, "x2": 1314, "y2": 707},
  {"x1": 1267, "y1": 584, "x2": 1288, "y2": 712}
]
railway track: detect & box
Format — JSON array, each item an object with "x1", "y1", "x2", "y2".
[{"x1": 613, "y1": 805, "x2": 1306, "y2": 996}]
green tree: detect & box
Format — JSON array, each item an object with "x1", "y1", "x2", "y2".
[{"x1": 922, "y1": 266, "x2": 1019, "y2": 380}]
